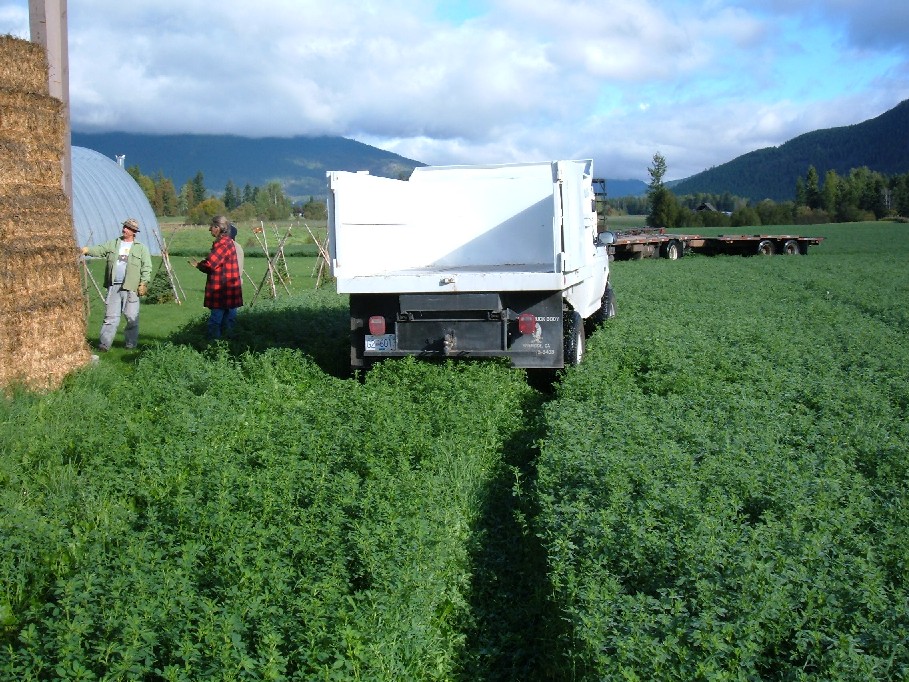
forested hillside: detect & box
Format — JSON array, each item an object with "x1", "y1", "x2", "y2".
[
  {"x1": 70, "y1": 132, "x2": 424, "y2": 199},
  {"x1": 672, "y1": 99, "x2": 909, "y2": 201}
]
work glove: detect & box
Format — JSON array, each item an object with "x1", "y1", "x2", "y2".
[{"x1": 137, "y1": 282, "x2": 148, "y2": 296}]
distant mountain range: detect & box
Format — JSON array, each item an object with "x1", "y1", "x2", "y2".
[
  {"x1": 601, "y1": 178, "x2": 648, "y2": 198},
  {"x1": 73, "y1": 98, "x2": 909, "y2": 203},
  {"x1": 70, "y1": 132, "x2": 425, "y2": 199},
  {"x1": 672, "y1": 98, "x2": 909, "y2": 201},
  {"x1": 72, "y1": 129, "x2": 652, "y2": 202}
]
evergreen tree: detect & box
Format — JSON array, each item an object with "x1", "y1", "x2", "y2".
[
  {"x1": 648, "y1": 152, "x2": 667, "y2": 191},
  {"x1": 223, "y1": 180, "x2": 239, "y2": 210},
  {"x1": 646, "y1": 152, "x2": 678, "y2": 228},
  {"x1": 191, "y1": 171, "x2": 207, "y2": 207},
  {"x1": 178, "y1": 182, "x2": 195, "y2": 216},
  {"x1": 805, "y1": 166, "x2": 821, "y2": 209}
]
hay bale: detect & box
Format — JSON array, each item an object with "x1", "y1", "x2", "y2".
[
  {"x1": 0, "y1": 90, "x2": 66, "y2": 144},
  {"x1": 0, "y1": 297, "x2": 89, "y2": 389},
  {"x1": 0, "y1": 186, "x2": 71, "y2": 241},
  {"x1": 0, "y1": 35, "x2": 90, "y2": 391},
  {"x1": 0, "y1": 140, "x2": 63, "y2": 187},
  {"x1": 0, "y1": 35, "x2": 49, "y2": 96}
]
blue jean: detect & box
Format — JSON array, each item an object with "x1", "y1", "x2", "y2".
[{"x1": 207, "y1": 307, "x2": 238, "y2": 339}]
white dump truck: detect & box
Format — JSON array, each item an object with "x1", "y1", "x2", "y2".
[{"x1": 327, "y1": 159, "x2": 616, "y2": 371}]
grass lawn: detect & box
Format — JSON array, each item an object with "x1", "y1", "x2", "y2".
[
  {"x1": 604, "y1": 213, "x2": 647, "y2": 229},
  {"x1": 156, "y1": 216, "x2": 327, "y2": 256},
  {"x1": 80, "y1": 217, "x2": 338, "y2": 362}
]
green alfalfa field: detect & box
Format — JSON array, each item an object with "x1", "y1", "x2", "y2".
[{"x1": 1, "y1": 220, "x2": 907, "y2": 680}]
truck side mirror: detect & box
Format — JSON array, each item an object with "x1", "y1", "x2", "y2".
[{"x1": 597, "y1": 231, "x2": 616, "y2": 246}]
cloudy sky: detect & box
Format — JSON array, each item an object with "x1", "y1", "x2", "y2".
[{"x1": 3, "y1": 0, "x2": 908, "y2": 181}]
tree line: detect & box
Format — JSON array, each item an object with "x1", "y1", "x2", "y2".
[
  {"x1": 126, "y1": 166, "x2": 327, "y2": 225},
  {"x1": 610, "y1": 153, "x2": 909, "y2": 229}
]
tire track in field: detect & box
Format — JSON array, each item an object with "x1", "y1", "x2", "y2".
[{"x1": 457, "y1": 377, "x2": 569, "y2": 680}]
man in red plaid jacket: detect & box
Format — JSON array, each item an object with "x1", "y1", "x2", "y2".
[{"x1": 190, "y1": 215, "x2": 243, "y2": 339}]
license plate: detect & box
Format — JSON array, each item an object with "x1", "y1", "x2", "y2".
[{"x1": 365, "y1": 334, "x2": 396, "y2": 352}]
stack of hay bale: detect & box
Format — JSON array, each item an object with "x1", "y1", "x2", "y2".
[{"x1": 0, "y1": 35, "x2": 90, "y2": 390}]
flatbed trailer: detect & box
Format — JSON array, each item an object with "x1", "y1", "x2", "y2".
[{"x1": 608, "y1": 229, "x2": 824, "y2": 260}]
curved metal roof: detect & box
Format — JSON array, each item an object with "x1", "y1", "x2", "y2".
[{"x1": 72, "y1": 146, "x2": 162, "y2": 255}]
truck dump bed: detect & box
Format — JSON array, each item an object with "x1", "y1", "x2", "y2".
[{"x1": 328, "y1": 160, "x2": 597, "y2": 294}]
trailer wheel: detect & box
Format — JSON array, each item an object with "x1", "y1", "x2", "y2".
[
  {"x1": 783, "y1": 239, "x2": 800, "y2": 255},
  {"x1": 660, "y1": 240, "x2": 683, "y2": 260},
  {"x1": 756, "y1": 239, "x2": 775, "y2": 256},
  {"x1": 564, "y1": 310, "x2": 585, "y2": 366}
]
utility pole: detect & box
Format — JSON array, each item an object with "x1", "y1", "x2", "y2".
[{"x1": 28, "y1": 0, "x2": 71, "y2": 204}]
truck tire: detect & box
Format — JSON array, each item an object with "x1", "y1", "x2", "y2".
[
  {"x1": 783, "y1": 239, "x2": 800, "y2": 255},
  {"x1": 660, "y1": 240, "x2": 683, "y2": 260},
  {"x1": 601, "y1": 284, "x2": 617, "y2": 320},
  {"x1": 756, "y1": 239, "x2": 775, "y2": 256},
  {"x1": 564, "y1": 310, "x2": 585, "y2": 366}
]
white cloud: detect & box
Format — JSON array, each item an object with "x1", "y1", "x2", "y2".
[{"x1": 2, "y1": 0, "x2": 908, "y2": 181}]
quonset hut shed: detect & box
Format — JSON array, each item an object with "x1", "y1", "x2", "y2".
[{"x1": 72, "y1": 146, "x2": 161, "y2": 255}]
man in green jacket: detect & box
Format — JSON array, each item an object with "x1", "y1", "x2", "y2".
[{"x1": 81, "y1": 218, "x2": 153, "y2": 351}]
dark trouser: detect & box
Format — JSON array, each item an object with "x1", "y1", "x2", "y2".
[{"x1": 207, "y1": 307, "x2": 238, "y2": 339}]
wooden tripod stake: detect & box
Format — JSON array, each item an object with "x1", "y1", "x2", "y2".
[
  {"x1": 152, "y1": 227, "x2": 184, "y2": 304},
  {"x1": 250, "y1": 227, "x2": 293, "y2": 307}
]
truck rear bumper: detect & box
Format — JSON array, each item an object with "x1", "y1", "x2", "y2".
[{"x1": 350, "y1": 291, "x2": 565, "y2": 369}]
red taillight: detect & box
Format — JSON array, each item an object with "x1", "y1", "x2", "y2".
[
  {"x1": 517, "y1": 313, "x2": 536, "y2": 335},
  {"x1": 368, "y1": 316, "x2": 386, "y2": 335}
]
